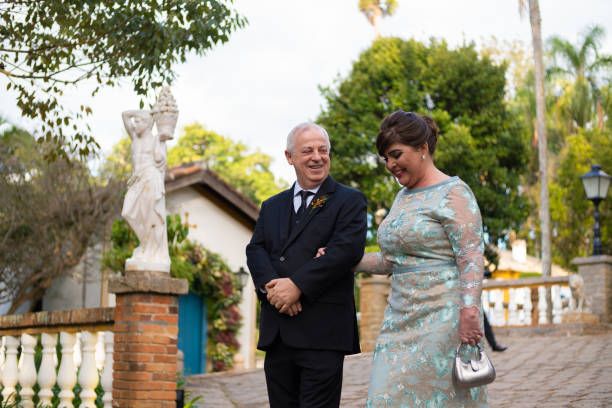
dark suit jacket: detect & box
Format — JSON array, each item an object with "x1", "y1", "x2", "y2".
[{"x1": 246, "y1": 175, "x2": 367, "y2": 354}]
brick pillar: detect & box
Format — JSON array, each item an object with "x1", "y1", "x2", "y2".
[
  {"x1": 573, "y1": 255, "x2": 612, "y2": 323},
  {"x1": 109, "y1": 271, "x2": 188, "y2": 408},
  {"x1": 358, "y1": 275, "x2": 390, "y2": 352}
]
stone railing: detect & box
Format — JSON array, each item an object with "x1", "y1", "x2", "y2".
[
  {"x1": 0, "y1": 308, "x2": 115, "y2": 407},
  {"x1": 358, "y1": 275, "x2": 583, "y2": 351},
  {"x1": 482, "y1": 276, "x2": 571, "y2": 327},
  {"x1": 0, "y1": 271, "x2": 188, "y2": 407}
]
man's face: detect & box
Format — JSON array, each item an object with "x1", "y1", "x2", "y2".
[{"x1": 285, "y1": 127, "x2": 330, "y2": 189}]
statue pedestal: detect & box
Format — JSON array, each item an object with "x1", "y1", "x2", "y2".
[
  {"x1": 125, "y1": 258, "x2": 170, "y2": 274},
  {"x1": 573, "y1": 255, "x2": 612, "y2": 323},
  {"x1": 109, "y1": 270, "x2": 188, "y2": 407},
  {"x1": 562, "y1": 311, "x2": 600, "y2": 324}
]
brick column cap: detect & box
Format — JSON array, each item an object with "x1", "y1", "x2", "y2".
[
  {"x1": 358, "y1": 275, "x2": 391, "y2": 285},
  {"x1": 572, "y1": 255, "x2": 612, "y2": 266},
  {"x1": 109, "y1": 270, "x2": 188, "y2": 295}
]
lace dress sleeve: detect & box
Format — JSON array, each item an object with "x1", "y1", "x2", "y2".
[
  {"x1": 439, "y1": 182, "x2": 485, "y2": 311},
  {"x1": 354, "y1": 252, "x2": 389, "y2": 275}
]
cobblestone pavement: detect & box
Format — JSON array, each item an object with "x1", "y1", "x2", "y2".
[{"x1": 185, "y1": 333, "x2": 612, "y2": 407}]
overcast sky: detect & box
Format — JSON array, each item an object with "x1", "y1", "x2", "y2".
[{"x1": 1, "y1": 0, "x2": 611, "y2": 183}]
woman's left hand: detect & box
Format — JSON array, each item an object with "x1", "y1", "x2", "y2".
[{"x1": 459, "y1": 306, "x2": 483, "y2": 346}]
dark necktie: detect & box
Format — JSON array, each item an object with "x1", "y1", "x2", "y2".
[{"x1": 296, "y1": 190, "x2": 314, "y2": 219}]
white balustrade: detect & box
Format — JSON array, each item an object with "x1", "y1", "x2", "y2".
[
  {"x1": 0, "y1": 337, "x2": 5, "y2": 383},
  {"x1": 79, "y1": 331, "x2": 100, "y2": 407},
  {"x1": 508, "y1": 288, "x2": 518, "y2": 325},
  {"x1": 523, "y1": 288, "x2": 533, "y2": 325},
  {"x1": 74, "y1": 331, "x2": 83, "y2": 368},
  {"x1": 538, "y1": 286, "x2": 549, "y2": 324},
  {"x1": 58, "y1": 332, "x2": 78, "y2": 407},
  {"x1": 38, "y1": 333, "x2": 58, "y2": 407},
  {"x1": 102, "y1": 332, "x2": 115, "y2": 408},
  {"x1": 2, "y1": 336, "x2": 19, "y2": 403},
  {"x1": 0, "y1": 330, "x2": 115, "y2": 406},
  {"x1": 18, "y1": 333, "x2": 37, "y2": 408},
  {"x1": 492, "y1": 290, "x2": 505, "y2": 326},
  {"x1": 96, "y1": 331, "x2": 106, "y2": 370},
  {"x1": 552, "y1": 285, "x2": 563, "y2": 324}
]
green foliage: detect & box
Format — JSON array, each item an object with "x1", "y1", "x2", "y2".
[
  {"x1": 317, "y1": 38, "x2": 531, "y2": 248},
  {"x1": 0, "y1": 0, "x2": 246, "y2": 160},
  {"x1": 184, "y1": 396, "x2": 203, "y2": 408},
  {"x1": 359, "y1": 0, "x2": 398, "y2": 17},
  {"x1": 102, "y1": 214, "x2": 243, "y2": 371},
  {"x1": 547, "y1": 25, "x2": 612, "y2": 131},
  {"x1": 549, "y1": 127, "x2": 612, "y2": 269},
  {"x1": 98, "y1": 137, "x2": 133, "y2": 182},
  {"x1": 167, "y1": 123, "x2": 287, "y2": 205}
]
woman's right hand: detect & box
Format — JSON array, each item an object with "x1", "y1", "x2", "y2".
[
  {"x1": 458, "y1": 306, "x2": 483, "y2": 346},
  {"x1": 314, "y1": 247, "x2": 326, "y2": 258}
]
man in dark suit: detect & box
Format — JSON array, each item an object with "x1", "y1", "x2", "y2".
[{"x1": 246, "y1": 122, "x2": 367, "y2": 408}]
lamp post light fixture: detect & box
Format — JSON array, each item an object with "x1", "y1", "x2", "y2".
[
  {"x1": 580, "y1": 164, "x2": 611, "y2": 255},
  {"x1": 236, "y1": 267, "x2": 249, "y2": 292}
]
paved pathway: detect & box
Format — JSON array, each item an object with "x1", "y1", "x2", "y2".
[{"x1": 185, "y1": 332, "x2": 612, "y2": 407}]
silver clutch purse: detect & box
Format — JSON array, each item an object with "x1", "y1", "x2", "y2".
[{"x1": 452, "y1": 343, "x2": 496, "y2": 389}]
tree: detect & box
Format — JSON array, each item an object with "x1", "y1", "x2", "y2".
[
  {"x1": 166, "y1": 123, "x2": 287, "y2": 205},
  {"x1": 0, "y1": 123, "x2": 123, "y2": 313},
  {"x1": 547, "y1": 25, "x2": 612, "y2": 130},
  {"x1": 317, "y1": 38, "x2": 531, "y2": 251},
  {"x1": 549, "y1": 127, "x2": 612, "y2": 268},
  {"x1": 358, "y1": 0, "x2": 398, "y2": 38},
  {"x1": 0, "y1": 0, "x2": 246, "y2": 160},
  {"x1": 519, "y1": 0, "x2": 552, "y2": 279}
]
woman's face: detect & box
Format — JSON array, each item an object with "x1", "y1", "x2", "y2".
[{"x1": 382, "y1": 142, "x2": 427, "y2": 188}]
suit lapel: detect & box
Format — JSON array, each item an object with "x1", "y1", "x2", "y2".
[
  {"x1": 278, "y1": 187, "x2": 293, "y2": 247},
  {"x1": 281, "y1": 176, "x2": 337, "y2": 254}
]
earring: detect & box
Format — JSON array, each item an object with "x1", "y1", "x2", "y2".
[{"x1": 422, "y1": 155, "x2": 426, "y2": 160}]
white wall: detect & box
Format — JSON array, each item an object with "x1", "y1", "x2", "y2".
[
  {"x1": 42, "y1": 242, "x2": 104, "y2": 311},
  {"x1": 167, "y1": 186, "x2": 257, "y2": 370}
]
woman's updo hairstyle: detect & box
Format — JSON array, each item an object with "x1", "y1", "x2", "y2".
[{"x1": 376, "y1": 110, "x2": 439, "y2": 157}]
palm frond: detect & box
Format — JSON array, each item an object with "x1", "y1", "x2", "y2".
[
  {"x1": 579, "y1": 25, "x2": 606, "y2": 62},
  {"x1": 547, "y1": 36, "x2": 581, "y2": 76}
]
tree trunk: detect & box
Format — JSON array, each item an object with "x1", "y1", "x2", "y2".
[{"x1": 528, "y1": 0, "x2": 552, "y2": 321}]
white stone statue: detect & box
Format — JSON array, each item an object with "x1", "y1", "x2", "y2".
[
  {"x1": 569, "y1": 274, "x2": 588, "y2": 312},
  {"x1": 121, "y1": 87, "x2": 178, "y2": 273}
]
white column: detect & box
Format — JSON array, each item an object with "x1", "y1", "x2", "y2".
[
  {"x1": 101, "y1": 332, "x2": 114, "y2": 408},
  {"x1": 74, "y1": 332, "x2": 82, "y2": 368},
  {"x1": 0, "y1": 337, "x2": 5, "y2": 386},
  {"x1": 481, "y1": 290, "x2": 490, "y2": 314},
  {"x1": 38, "y1": 333, "x2": 58, "y2": 407},
  {"x1": 57, "y1": 332, "x2": 77, "y2": 408},
  {"x1": 538, "y1": 286, "x2": 549, "y2": 324},
  {"x1": 95, "y1": 331, "x2": 106, "y2": 371},
  {"x1": 2, "y1": 336, "x2": 19, "y2": 403},
  {"x1": 78, "y1": 331, "x2": 99, "y2": 407},
  {"x1": 523, "y1": 288, "x2": 533, "y2": 325},
  {"x1": 552, "y1": 285, "x2": 563, "y2": 324},
  {"x1": 508, "y1": 288, "x2": 518, "y2": 325},
  {"x1": 18, "y1": 333, "x2": 37, "y2": 408},
  {"x1": 493, "y1": 289, "x2": 505, "y2": 326}
]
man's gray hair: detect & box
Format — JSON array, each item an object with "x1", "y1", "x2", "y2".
[{"x1": 286, "y1": 122, "x2": 331, "y2": 154}]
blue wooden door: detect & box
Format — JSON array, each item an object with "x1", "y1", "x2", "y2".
[{"x1": 178, "y1": 292, "x2": 207, "y2": 375}]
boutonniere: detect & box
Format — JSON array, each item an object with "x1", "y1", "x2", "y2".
[{"x1": 310, "y1": 195, "x2": 329, "y2": 213}]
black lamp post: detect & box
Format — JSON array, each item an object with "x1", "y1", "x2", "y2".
[{"x1": 580, "y1": 164, "x2": 611, "y2": 255}]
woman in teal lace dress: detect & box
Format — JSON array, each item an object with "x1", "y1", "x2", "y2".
[{"x1": 356, "y1": 111, "x2": 488, "y2": 407}]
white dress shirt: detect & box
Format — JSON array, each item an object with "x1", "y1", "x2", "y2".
[{"x1": 293, "y1": 183, "x2": 321, "y2": 213}]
